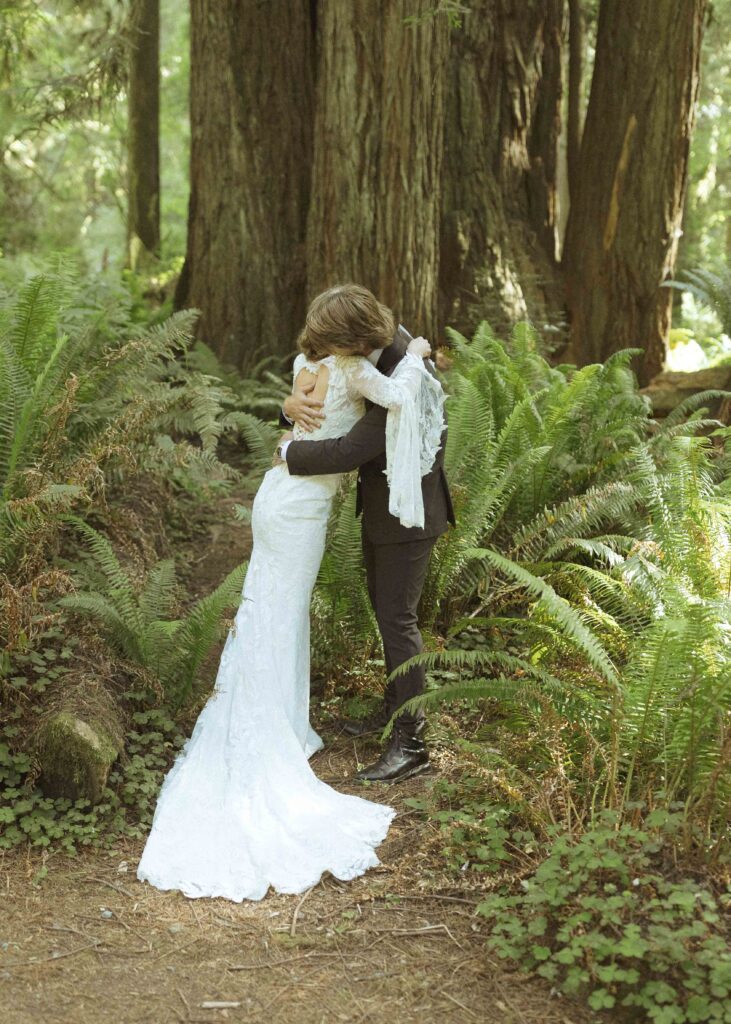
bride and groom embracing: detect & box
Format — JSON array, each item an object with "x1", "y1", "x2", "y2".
[{"x1": 136, "y1": 283, "x2": 455, "y2": 903}]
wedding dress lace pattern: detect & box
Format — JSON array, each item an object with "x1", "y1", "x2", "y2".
[{"x1": 135, "y1": 349, "x2": 445, "y2": 902}]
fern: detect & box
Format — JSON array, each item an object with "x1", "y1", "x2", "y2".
[
  {"x1": 58, "y1": 515, "x2": 143, "y2": 630},
  {"x1": 226, "y1": 411, "x2": 282, "y2": 481},
  {"x1": 663, "y1": 264, "x2": 731, "y2": 335},
  {"x1": 56, "y1": 518, "x2": 247, "y2": 708},
  {"x1": 168, "y1": 559, "x2": 248, "y2": 708},
  {"x1": 313, "y1": 481, "x2": 379, "y2": 662},
  {"x1": 185, "y1": 341, "x2": 290, "y2": 418},
  {"x1": 0, "y1": 261, "x2": 241, "y2": 573},
  {"x1": 352, "y1": 320, "x2": 731, "y2": 846},
  {"x1": 446, "y1": 547, "x2": 617, "y2": 685},
  {"x1": 387, "y1": 646, "x2": 564, "y2": 691}
]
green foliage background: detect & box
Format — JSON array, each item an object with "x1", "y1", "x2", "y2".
[
  {"x1": 1, "y1": 256, "x2": 730, "y2": 1021},
  {"x1": 1, "y1": 4, "x2": 730, "y2": 1018},
  {"x1": 0, "y1": 0, "x2": 190, "y2": 271}
]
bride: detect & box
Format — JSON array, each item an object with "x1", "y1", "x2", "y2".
[{"x1": 135, "y1": 283, "x2": 445, "y2": 902}]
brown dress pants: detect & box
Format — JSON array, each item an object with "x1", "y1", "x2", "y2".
[{"x1": 361, "y1": 530, "x2": 437, "y2": 730}]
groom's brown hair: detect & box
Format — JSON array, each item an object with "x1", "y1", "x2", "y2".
[{"x1": 296, "y1": 283, "x2": 395, "y2": 361}]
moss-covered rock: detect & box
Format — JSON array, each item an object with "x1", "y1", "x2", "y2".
[
  {"x1": 35, "y1": 711, "x2": 123, "y2": 804},
  {"x1": 641, "y1": 366, "x2": 731, "y2": 416}
]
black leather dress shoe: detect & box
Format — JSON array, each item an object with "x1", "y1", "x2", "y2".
[
  {"x1": 355, "y1": 726, "x2": 431, "y2": 783},
  {"x1": 339, "y1": 706, "x2": 390, "y2": 737}
]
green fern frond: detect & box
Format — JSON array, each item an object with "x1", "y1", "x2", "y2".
[
  {"x1": 511, "y1": 482, "x2": 638, "y2": 562},
  {"x1": 228, "y1": 412, "x2": 281, "y2": 477},
  {"x1": 663, "y1": 266, "x2": 731, "y2": 334},
  {"x1": 655, "y1": 390, "x2": 731, "y2": 433},
  {"x1": 315, "y1": 481, "x2": 378, "y2": 653},
  {"x1": 386, "y1": 646, "x2": 563, "y2": 690},
  {"x1": 466, "y1": 547, "x2": 619, "y2": 684},
  {"x1": 166, "y1": 560, "x2": 248, "y2": 707},
  {"x1": 542, "y1": 535, "x2": 631, "y2": 566},
  {"x1": 60, "y1": 515, "x2": 143, "y2": 633},
  {"x1": 139, "y1": 559, "x2": 178, "y2": 625},
  {"x1": 56, "y1": 591, "x2": 141, "y2": 660},
  {"x1": 381, "y1": 675, "x2": 553, "y2": 738}
]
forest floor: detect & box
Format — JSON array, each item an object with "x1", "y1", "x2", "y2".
[{"x1": 0, "y1": 470, "x2": 598, "y2": 1024}]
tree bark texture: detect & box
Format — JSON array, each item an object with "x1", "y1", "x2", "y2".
[
  {"x1": 175, "y1": 0, "x2": 314, "y2": 367},
  {"x1": 567, "y1": 0, "x2": 583, "y2": 204},
  {"x1": 562, "y1": 0, "x2": 707, "y2": 384},
  {"x1": 127, "y1": 0, "x2": 160, "y2": 267},
  {"x1": 305, "y1": 0, "x2": 450, "y2": 341},
  {"x1": 439, "y1": 0, "x2": 565, "y2": 342}
]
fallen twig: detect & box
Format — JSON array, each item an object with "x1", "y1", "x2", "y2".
[
  {"x1": 442, "y1": 990, "x2": 478, "y2": 1018},
  {"x1": 176, "y1": 986, "x2": 191, "y2": 1016},
  {"x1": 372, "y1": 922, "x2": 466, "y2": 950},
  {"x1": 290, "y1": 884, "x2": 315, "y2": 937},
  {"x1": 84, "y1": 875, "x2": 135, "y2": 899},
  {"x1": 152, "y1": 935, "x2": 203, "y2": 962},
  {"x1": 378, "y1": 892, "x2": 477, "y2": 907},
  {"x1": 5, "y1": 941, "x2": 101, "y2": 968},
  {"x1": 227, "y1": 951, "x2": 340, "y2": 971}
]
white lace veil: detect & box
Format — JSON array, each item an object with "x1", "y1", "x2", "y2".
[{"x1": 383, "y1": 344, "x2": 446, "y2": 530}]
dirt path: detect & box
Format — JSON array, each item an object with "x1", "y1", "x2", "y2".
[
  {"x1": 0, "y1": 475, "x2": 597, "y2": 1024},
  {"x1": 0, "y1": 748, "x2": 595, "y2": 1024}
]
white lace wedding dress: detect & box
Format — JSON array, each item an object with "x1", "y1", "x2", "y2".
[{"x1": 135, "y1": 349, "x2": 444, "y2": 902}]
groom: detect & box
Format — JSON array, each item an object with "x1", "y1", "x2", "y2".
[{"x1": 273, "y1": 325, "x2": 455, "y2": 783}]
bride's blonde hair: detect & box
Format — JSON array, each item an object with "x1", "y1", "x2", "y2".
[{"x1": 296, "y1": 283, "x2": 396, "y2": 361}]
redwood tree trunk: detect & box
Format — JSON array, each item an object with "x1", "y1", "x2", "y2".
[
  {"x1": 438, "y1": 0, "x2": 565, "y2": 342},
  {"x1": 562, "y1": 0, "x2": 707, "y2": 384},
  {"x1": 127, "y1": 0, "x2": 160, "y2": 268},
  {"x1": 305, "y1": 1, "x2": 450, "y2": 341},
  {"x1": 567, "y1": 0, "x2": 583, "y2": 204},
  {"x1": 175, "y1": 1, "x2": 314, "y2": 367}
]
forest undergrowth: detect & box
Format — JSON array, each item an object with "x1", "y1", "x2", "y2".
[
  {"x1": 0, "y1": 451, "x2": 595, "y2": 1024},
  {"x1": 2, "y1": 263, "x2": 731, "y2": 1023}
]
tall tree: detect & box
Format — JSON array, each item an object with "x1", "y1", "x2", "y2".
[
  {"x1": 438, "y1": 0, "x2": 565, "y2": 341},
  {"x1": 305, "y1": 1, "x2": 450, "y2": 341},
  {"x1": 127, "y1": 0, "x2": 160, "y2": 268},
  {"x1": 562, "y1": 0, "x2": 707, "y2": 383},
  {"x1": 567, "y1": 0, "x2": 584, "y2": 204},
  {"x1": 175, "y1": 0, "x2": 314, "y2": 367}
]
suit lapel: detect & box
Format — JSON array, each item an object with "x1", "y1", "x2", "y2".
[{"x1": 376, "y1": 331, "x2": 408, "y2": 377}]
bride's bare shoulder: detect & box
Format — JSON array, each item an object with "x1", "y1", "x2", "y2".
[{"x1": 293, "y1": 355, "x2": 330, "y2": 401}]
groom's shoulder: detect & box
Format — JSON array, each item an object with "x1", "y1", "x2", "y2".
[{"x1": 377, "y1": 329, "x2": 408, "y2": 374}]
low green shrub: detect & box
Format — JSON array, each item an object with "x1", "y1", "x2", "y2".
[
  {"x1": 404, "y1": 776, "x2": 523, "y2": 874},
  {"x1": 0, "y1": 614, "x2": 190, "y2": 853},
  {"x1": 478, "y1": 809, "x2": 731, "y2": 1023},
  {"x1": 0, "y1": 691, "x2": 188, "y2": 854},
  {"x1": 57, "y1": 516, "x2": 247, "y2": 709}
]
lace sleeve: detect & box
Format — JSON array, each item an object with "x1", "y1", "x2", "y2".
[
  {"x1": 292, "y1": 352, "x2": 305, "y2": 378},
  {"x1": 344, "y1": 354, "x2": 446, "y2": 530},
  {"x1": 344, "y1": 352, "x2": 424, "y2": 408},
  {"x1": 292, "y1": 352, "x2": 318, "y2": 384}
]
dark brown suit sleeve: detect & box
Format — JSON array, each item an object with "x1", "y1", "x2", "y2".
[{"x1": 286, "y1": 404, "x2": 387, "y2": 476}]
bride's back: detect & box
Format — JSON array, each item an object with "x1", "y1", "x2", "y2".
[{"x1": 292, "y1": 353, "x2": 367, "y2": 443}]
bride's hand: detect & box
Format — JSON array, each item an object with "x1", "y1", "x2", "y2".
[{"x1": 407, "y1": 336, "x2": 431, "y2": 360}]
